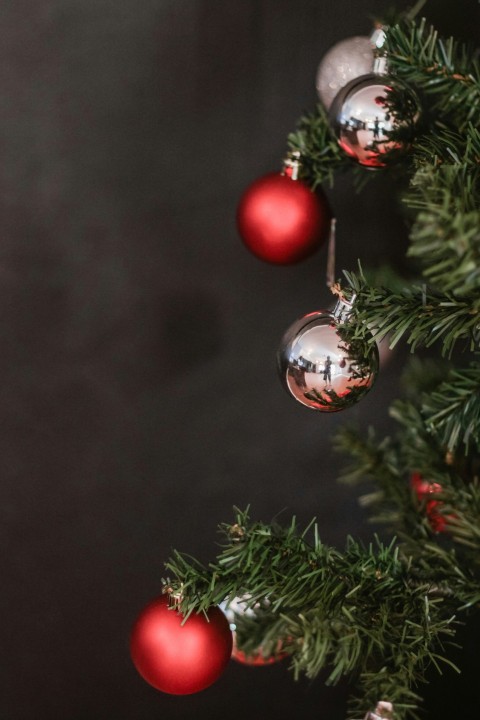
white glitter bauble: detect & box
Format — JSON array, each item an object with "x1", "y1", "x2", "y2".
[{"x1": 316, "y1": 35, "x2": 374, "y2": 110}]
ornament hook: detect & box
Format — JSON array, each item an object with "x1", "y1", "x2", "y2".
[{"x1": 326, "y1": 217, "x2": 337, "y2": 289}]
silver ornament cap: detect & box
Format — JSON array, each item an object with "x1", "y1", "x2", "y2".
[{"x1": 277, "y1": 305, "x2": 378, "y2": 412}]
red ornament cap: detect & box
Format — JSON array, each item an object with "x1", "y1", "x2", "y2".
[{"x1": 130, "y1": 595, "x2": 233, "y2": 695}]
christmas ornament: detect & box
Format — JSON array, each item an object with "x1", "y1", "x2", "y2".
[
  {"x1": 130, "y1": 595, "x2": 232, "y2": 695},
  {"x1": 316, "y1": 36, "x2": 374, "y2": 110},
  {"x1": 410, "y1": 472, "x2": 447, "y2": 533},
  {"x1": 220, "y1": 596, "x2": 285, "y2": 666},
  {"x1": 231, "y1": 642, "x2": 284, "y2": 666},
  {"x1": 329, "y1": 72, "x2": 417, "y2": 167},
  {"x1": 236, "y1": 156, "x2": 332, "y2": 264},
  {"x1": 277, "y1": 300, "x2": 379, "y2": 412},
  {"x1": 364, "y1": 700, "x2": 394, "y2": 720}
]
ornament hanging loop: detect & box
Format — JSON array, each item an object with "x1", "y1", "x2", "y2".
[
  {"x1": 326, "y1": 217, "x2": 337, "y2": 289},
  {"x1": 370, "y1": 25, "x2": 387, "y2": 50}
]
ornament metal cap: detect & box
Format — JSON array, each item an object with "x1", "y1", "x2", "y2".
[
  {"x1": 332, "y1": 292, "x2": 357, "y2": 324},
  {"x1": 282, "y1": 150, "x2": 302, "y2": 180},
  {"x1": 373, "y1": 56, "x2": 388, "y2": 75}
]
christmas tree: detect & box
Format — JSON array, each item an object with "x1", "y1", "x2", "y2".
[{"x1": 132, "y1": 10, "x2": 480, "y2": 720}]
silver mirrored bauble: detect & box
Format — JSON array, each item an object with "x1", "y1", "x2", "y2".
[
  {"x1": 316, "y1": 36, "x2": 374, "y2": 110},
  {"x1": 329, "y1": 73, "x2": 414, "y2": 167},
  {"x1": 277, "y1": 310, "x2": 379, "y2": 412}
]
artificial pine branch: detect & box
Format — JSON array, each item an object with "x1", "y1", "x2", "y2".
[
  {"x1": 287, "y1": 103, "x2": 350, "y2": 187},
  {"x1": 342, "y1": 268, "x2": 480, "y2": 355},
  {"x1": 384, "y1": 19, "x2": 480, "y2": 132},
  {"x1": 421, "y1": 363, "x2": 480, "y2": 452},
  {"x1": 334, "y1": 426, "x2": 407, "y2": 528},
  {"x1": 165, "y1": 510, "x2": 478, "y2": 720},
  {"x1": 405, "y1": 159, "x2": 480, "y2": 296}
]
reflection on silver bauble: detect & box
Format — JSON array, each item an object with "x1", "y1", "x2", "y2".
[
  {"x1": 277, "y1": 310, "x2": 379, "y2": 412},
  {"x1": 316, "y1": 36, "x2": 374, "y2": 110},
  {"x1": 365, "y1": 701, "x2": 394, "y2": 720},
  {"x1": 329, "y1": 73, "x2": 415, "y2": 167},
  {"x1": 219, "y1": 596, "x2": 257, "y2": 631}
]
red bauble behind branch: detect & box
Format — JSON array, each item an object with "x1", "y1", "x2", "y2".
[
  {"x1": 236, "y1": 172, "x2": 332, "y2": 264},
  {"x1": 410, "y1": 472, "x2": 448, "y2": 533},
  {"x1": 130, "y1": 595, "x2": 233, "y2": 695},
  {"x1": 232, "y1": 639, "x2": 286, "y2": 666}
]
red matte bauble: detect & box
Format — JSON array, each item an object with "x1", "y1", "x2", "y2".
[
  {"x1": 130, "y1": 595, "x2": 233, "y2": 695},
  {"x1": 236, "y1": 173, "x2": 332, "y2": 264}
]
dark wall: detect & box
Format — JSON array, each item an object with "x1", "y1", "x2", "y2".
[{"x1": 1, "y1": 2, "x2": 478, "y2": 719}]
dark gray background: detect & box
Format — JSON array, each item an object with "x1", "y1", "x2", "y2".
[{"x1": 1, "y1": 1, "x2": 478, "y2": 718}]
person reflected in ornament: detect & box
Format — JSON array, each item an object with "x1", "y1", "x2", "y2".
[
  {"x1": 373, "y1": 116, "x2": 380, "y2": 140},
  {"x1": 323, "y1": 356, "x2": 332, "y2": 385}
]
